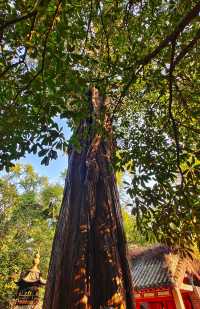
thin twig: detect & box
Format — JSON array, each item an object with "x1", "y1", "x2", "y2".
[
  {"x1": 111, "y1": 66, "x2": 143, "y2": 121},
  {"x1": 83, "y1": 0, "x2": 93, "y2": 54},
  {"x1": 97, "y1": 1, "x2": 111, "y2": 67},
  {"x1": 0, "y1": 12, "x2": 37, "y2": 79},
  {"x1": 174, "y1": 82, "x2": 192, "y2": 114},
  {"x1": 0, "y1": 59, "x2": 24, "y2": 78},
  {"x1": 177, "y1": 121, "x2": 200, "y2": 135},
  {"x1": 171, "y1": 28, "x2": 200, "y2": 70},
  {"x1": 168, "y1": 41, "x2": 184, "y2": 187},
  {"x1": 0, "y1": 10, "x2": 37, "y2": 32},
  {"x1": 12, "y1": 1, "x2": 62, "y2": 104}
]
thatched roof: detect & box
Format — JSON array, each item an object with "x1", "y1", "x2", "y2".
[{"x1": 129, "y1": 245, "x2": 200, "y2": 290}]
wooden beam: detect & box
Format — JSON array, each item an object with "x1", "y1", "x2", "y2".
[
  {"x1": 172, "y1": 287, "x2": 185, "y2": 309},
  {"x1": 180, "y1": 283, "x2": 193, "y2": 292}
]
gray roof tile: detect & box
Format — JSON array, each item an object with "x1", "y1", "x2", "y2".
[{"x1": 129, "y1": 246, "x2": 200, "y2": 290}]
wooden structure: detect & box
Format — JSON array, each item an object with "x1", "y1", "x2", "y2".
[
  {"x1": 129, "y1": 246, "x2": 200, "y2": 309},
  {"x1": 13, "y1": 252, "x2": 46, "y2": 308}
]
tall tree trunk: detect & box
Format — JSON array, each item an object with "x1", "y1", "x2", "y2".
[{"x1": 43, "y1": 88, "x2": 134, "y2": 309}]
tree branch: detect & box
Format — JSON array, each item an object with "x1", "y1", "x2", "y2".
[
  {"x1": 1, "y1": 11, "x2": 38, "y2": 79},
  {"x1": 0, "y1": 59, "x2": 25, "y2": 79},
  {"x1": 172, "y1": 28, "x2": 200, "y2": 70},
  {"x1": 12, "y1": 1, "x2": 62, "y2": 104},
  {"x1": 138, "y1": 2, "x2": 200, "y2": 66},
  {"x1": 0, "y1": 10, "x2": 37, "y2": 32},
  {"x1": 113, "y1": 3, "x2": 200, "y2": 118}
]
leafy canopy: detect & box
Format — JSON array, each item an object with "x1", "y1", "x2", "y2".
[{"x1": 1, "y1": 0, "x2": 200, "y2": 249}]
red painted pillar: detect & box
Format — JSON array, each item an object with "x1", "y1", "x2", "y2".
[{"x1": 136, "y1": 302, "x2": 140, "y2": 309}]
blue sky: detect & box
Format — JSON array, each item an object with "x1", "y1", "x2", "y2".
[{"x1": 17, "y1": 118, "x2": 72, "y2": 184}]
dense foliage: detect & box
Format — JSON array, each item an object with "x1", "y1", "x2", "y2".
[
  {"x1": 1, "y1": 1, "x2": 200, "y2": 249},
  {"x1": 0, "y1": 164, "x2": 62, "y2": 307},
  {"x1": 0, "y1": 164, "x2": 143, "y2": 307}
]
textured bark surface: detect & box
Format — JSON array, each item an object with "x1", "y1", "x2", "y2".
[{"x1": 43, "y1": 88, "x2": 134, "y2": 309}]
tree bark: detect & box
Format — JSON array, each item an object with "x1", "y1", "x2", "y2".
[{"x1": 43, "y1": 88, "x2": 134, "y2": 309}]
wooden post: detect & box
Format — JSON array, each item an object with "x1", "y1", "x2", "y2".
[{"x1": 172, "y1": 287, "x2": 185, "y2": 309}]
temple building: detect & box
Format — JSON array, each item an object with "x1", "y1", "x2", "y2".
[
  {"x1": 130, "y1": 246, "x2": 200, "y2": 309},
  {"x1": 13, "y1": 252, "x2": 46, "y2": 309}
]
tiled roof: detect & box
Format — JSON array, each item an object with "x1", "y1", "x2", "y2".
[{"x1": 129, "y1": 245, "x2": 200, "y2": 290}]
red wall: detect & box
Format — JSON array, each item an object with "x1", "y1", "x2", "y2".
[{"x1": 135, "y1": 290, "x2": 192, "y2": 309}]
